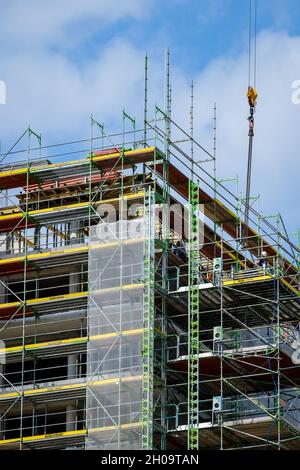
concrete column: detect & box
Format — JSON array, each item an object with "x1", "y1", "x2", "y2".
[
  {"x1": 69, "y1": 268, "x2": 80, "y2": 294},
  {"x1": 66, "y1": 355, "x2": 78, "y2": 432},
  {"x1": 67, "y1": 354, "x2": 77, "y2": 380},
  {"x1": 5, "y1": 235, "x2": 11, "y2": 254},
  {"x1": 34, "y1": 226, "x2": 40, "y2": 251},
  {"x1": 69, "y1": 220, "x2": 81, "y2": 294},
  {"x1": 66, "y1": 404, "x2": 77, "y2": 432}
]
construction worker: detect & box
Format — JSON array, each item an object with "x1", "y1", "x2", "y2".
[
  {"x1": 132, "y1": 174, "x2": 144, "y2": 194},
  {"x1": 177, "y1": 239, "x2": 187, "y2": 263},
  {"x1": 171, "y1": 240, "x2": 177, "y2": 257},
  {"x1": 257, "y1": 250, "x2": 268, "y2": 269}
]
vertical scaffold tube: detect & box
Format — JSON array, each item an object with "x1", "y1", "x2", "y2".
[{"x1": 188, "y1": 180, "x2": 200, "y2": 450}]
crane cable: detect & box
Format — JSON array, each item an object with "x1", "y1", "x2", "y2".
[
  {"x1": 248, "y1": 0, "x2": 257, "y2": 89},
  {"x1": 244, "y1": 0, "x2": 258, "y2": 244}
]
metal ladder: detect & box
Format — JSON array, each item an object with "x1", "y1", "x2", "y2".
[{"x1": 141, "y1": 188, "x2": 155, "y2": 449}]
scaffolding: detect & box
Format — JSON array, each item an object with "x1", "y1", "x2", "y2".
[{"x1": 0, "y1": 80, "x2": 299, "y2": 450}]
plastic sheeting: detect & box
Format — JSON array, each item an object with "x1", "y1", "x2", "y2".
[{"x1": 86, "y1": 216, "x2": 147, "y2": 449}]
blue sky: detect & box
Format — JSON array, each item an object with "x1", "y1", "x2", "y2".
[
  {"x1": 0, "y1": 0, "x2": 299, "y2": 236},
  {"x1": 53, "y1": 0, "x2": 300, "y2": 71}
]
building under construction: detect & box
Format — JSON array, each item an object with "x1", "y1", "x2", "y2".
[{"x1": 0, "y1": 96, "x2": 299, "y2": 451}]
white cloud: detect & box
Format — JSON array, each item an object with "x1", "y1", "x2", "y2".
[
  {"x1": 0, "y1": 1, "x2": 153, "y2": 144},
  {"x1": 170, "y1": 31, "x2": 300, "y2": 231},
  {"x1": 196, "y1": 0, "x2": 227, "y2": 25},
  {"x1": 0, "y1": 39, "x2": 145, "y2": 140},
  {"x1": 0, "y1": 0, "x2": 151, "y2": 49},
  {"x1": 0, "y1": 2, "x2": 298, "y2": 233}
]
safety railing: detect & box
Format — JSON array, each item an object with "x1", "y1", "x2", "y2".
[
  {"x1": 166, "y1": 324, "x2": 300, "y2": 362},
  {"x1": 167, "y1": 254, "x2": 278, "y2": 294}
]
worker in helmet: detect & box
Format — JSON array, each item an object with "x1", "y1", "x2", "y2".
[
  {"x1": 132, "y1": 174, "x2": 144, "y2": 194},
  {"x1": 257, "y1": 250, "x2": 268, "y2": 269},
  {"x1": 175, "y1": 239, "x2": 187, "y2": 263}
]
